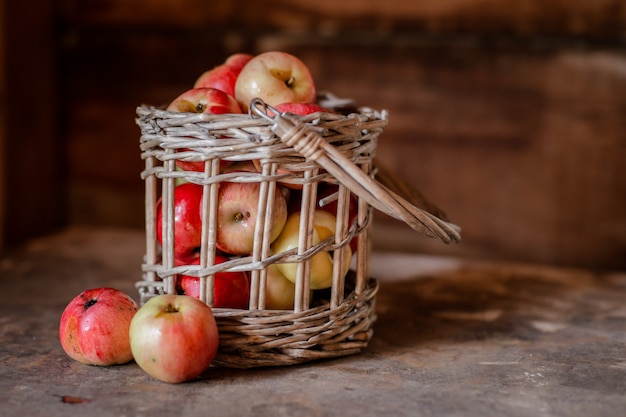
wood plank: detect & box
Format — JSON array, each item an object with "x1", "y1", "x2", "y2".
[
  {"x1": 59, "y1": 30, "x2": 626, "y2": 269},
  {"x1": 0, "y1": 0, "x2": 5, "y2": 253},
  {"x1": 59, "y1": 0, "x2": 626, "y2": 39},
  {"x1": 292, "y1": 41, "x2": 626, "y2": 270}
]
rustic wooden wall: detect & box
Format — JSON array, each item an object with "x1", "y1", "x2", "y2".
[
  {"x1": 2, "y1": 0, "x2": 625, "y2": 269},
  {"x1": 1, "y1": 1, "x2": 65, "y2": 252},
  {"x1": 0, "y1": 0, "x2": 5, "y2": 255}
]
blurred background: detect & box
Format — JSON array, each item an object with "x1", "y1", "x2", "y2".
[{"x1": 1, "y1": 0, "x2": 625, "y2": 270}]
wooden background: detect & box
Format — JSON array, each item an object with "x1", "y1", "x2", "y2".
[{"x1": 1, "y1": 0, "x2": 625, "y2": 269}]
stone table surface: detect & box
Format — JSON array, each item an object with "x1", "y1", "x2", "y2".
[{"x1": 1, "y1": 226, "x2": 625, "y2": 417}]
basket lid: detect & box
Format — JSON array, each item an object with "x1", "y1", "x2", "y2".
[{"x1": 250, "y1": 98, "x2": 461, "y2": 244}]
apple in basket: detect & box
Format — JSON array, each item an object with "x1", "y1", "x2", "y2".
[
  {"x1": 59, "y1": 287, "x2": 138, "y2": 366},
  {"x1": 129, "y1": 294, "x2": 219, "y2": 384},
  {"x1": 269, "y1": 102, "x2": 332, "y2": 117},
  {"x1": 167, "y1": 87, "x2": 242, "y2": 172},
  {"x1": 167, "y1": 86, "x2": 241, "y2": 114},
  {"x1": 316, "y1": 183, "x2": 360, "y2": 253},
  {"x1": 216, "y1": 180, "x2": 288, "y2": 256},
  {"x1": 177, "y1": 254, "x2": 251, "y2": 309},
  {"x1": 263, "y1": 263, "x2": 297, "y2": 310},
  {"x1": 271, "y1": 210, "x2": 352, "y2": 290},
  {"x1": 156, "y1": 182, "x2": 204, "y2": 264},
  {"x1": 235, "y1": 51, "x2": 317, "y2": 111},
  {"x1": 251, "y1": 101, "x2": 334, "y2": 190},
  {"x1": 194, "y1": 53, "x2": 253, "y2": 97}
]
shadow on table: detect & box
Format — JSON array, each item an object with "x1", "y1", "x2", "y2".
[{"x1": 369, "y1": 261, "x2": 600, "y2": 350}]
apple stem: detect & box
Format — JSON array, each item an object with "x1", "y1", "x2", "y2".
[
  {"x1": 164, "y1": 303, "x2": 179, "y2": 313},
  {"x1": 84, "y1": 299, "x2": 97, "y2": 309},
  {"x1": 234, "y1": 211, "x2": 251, "y2": 222},
  {"x1": 285, "y1": 76, "x2": 295, "y2": 88}
]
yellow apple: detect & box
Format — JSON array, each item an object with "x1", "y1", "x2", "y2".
[
  {"x1": 271, "y1": 210, "x2": 351, "y2": 290},
  {"x1": 263, "y1": 264, "x2": 296, "y2": 310}
]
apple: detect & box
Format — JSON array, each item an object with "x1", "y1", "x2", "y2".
[
  {"x1": 235, "y1": 51, "x2": 316, "y2": 111},
  {"x1": 157, "y1": 180, "x2": 289, "y2": 260},
  {"x1": 59, "y1": 287, "x2": 138, "y2": 366},
  {"x1": 251, "y1": 158, "x2": 305, "y2": 190},
  {"x1": 221, "y1": 160, "x2": 260, "y2": 175},
  {"x1": 166, "y1": 87, "x2": 241, "y2": 114},
  {"x1": 216, "y1": 180, "x2": 288, "y2": 255},
  {"x1": 251, "y1": 101, "x2": 333, "y2": 189},
  {"x1": 271, "y1": 210, "x2": 352, "y2": 290},
  {"x1": 177, "y1": 255, "x2": 251, "y2": 309},
  {"x1": 263, "y1": 263, "x2": 297, "y2": 310},
  {"x1": 223, "y1": 52, "x2": 255, "y2": 70},
  {"x1": 194, "y1": 53, "x2": 253, "y2": 97},
  {"x1": 269, "y1": 102, "x2": 333, "y2": 117},
  {"x1": 156, "y1": 182, "x2": 204, "y2": 264},
  {"x1": 316, "y1": 183, "x2": 359, "y2": 252},
  {"x1": 166, "y1": 87, "x2": 241, "y2": 172},
  {"x1": 129, "y1": 294, "x2": 219, "y2": 384}
]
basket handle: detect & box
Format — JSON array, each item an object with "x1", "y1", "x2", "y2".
[{"x1": 250, "y1": 98, "x2": 461, "y2": 244}]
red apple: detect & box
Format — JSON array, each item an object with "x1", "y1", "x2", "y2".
[
  {"x1": 224, "y1": 52, "x2": 255, "y2": 69},
  {"x1": 194, "y1": 53, "x2": 253, "y2": 97},
  {"x1": 251, "y1": 101, "x2": 333, "y2": 189},
  {"x1": 271, "y1": 210, "x2": 352, "y2": 290},
  {"x1": 216, "y1": 181, "x2": 288, "y2": 255},
  {"x1": 129, "y1": 294, "x2": 219, "y2": 383},
  {"x1": 235, "y1": 51, "x2": 316, "y2": 111},
  {"x1": 167, "y1": 87, "x2": 241, "y2": 172},
  {"x1": 156, "y1": 182, "x2": 203, "y2": 263},
  {"x1": 167, "y1": 87, "x2": 241, "y2": 114},
  {"x1": 269, "y1": 102, "x2": 333, "y2": 117},
  {"x1": 59, "y1": 288, "x2": 138, "y2": 366},
  {"x1": 177, "y1": 255, "x2": 251, "y2": 309}
]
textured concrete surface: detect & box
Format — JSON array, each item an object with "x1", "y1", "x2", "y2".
[{"x1": 1, "y1": 227, "x2": 625, "y2": 417}]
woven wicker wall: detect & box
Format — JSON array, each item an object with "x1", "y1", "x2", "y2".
[{"x1": 3, "y1": 0, "x2": 625, "y2": 269}]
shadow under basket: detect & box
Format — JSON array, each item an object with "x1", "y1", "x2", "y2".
[{"x1": 135, "y1": 93, "x2": 459, "y2": 368}]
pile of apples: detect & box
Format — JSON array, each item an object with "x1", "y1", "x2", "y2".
[
  {"x1": 59, "y1": 287, "x2": 218, "y2": 384},
  {"x1": 158, "y1": 50, "x2": 357, "y2": 311},
  {"x1": 58, "y1": 51, "x2": 361, "y2": 384}
]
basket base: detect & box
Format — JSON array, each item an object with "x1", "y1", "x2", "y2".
[{"x1": 212, "y1": 275, "x2": 379, "y2": 368}]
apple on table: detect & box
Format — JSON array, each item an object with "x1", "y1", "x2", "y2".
[
  {"x1": 129, "y1": 294, "x2": 219, "y2": 384},
  {"x1": 59, "y1": 287, "x2": 138, "y2": 366}
]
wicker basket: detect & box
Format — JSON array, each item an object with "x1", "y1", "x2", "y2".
[{"x1": 135, "y1": 93, "x2": 459, "y2": 368}]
